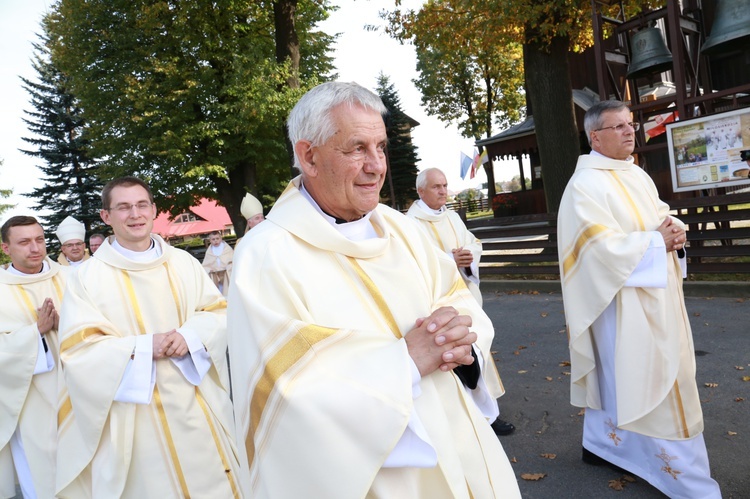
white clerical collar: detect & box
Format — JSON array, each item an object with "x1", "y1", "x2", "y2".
[
  {"x1": 8, "y1": 260, "x2": 50, "y2": 276},
  {"x1": 67, "y1": 258, "x2": 85, "y2": 267},
  {"x1": 210, "y1": 242, "x2": 225, "y2": 255},
  {"x1": 416, "y1": 199, "x2": 446, "y2": 215},
  {"x1": 111, "y1": 237, "x2": 162, "y2": 262},
  {"x1": 299, "y1": 181, "x2": 378, "y2": 241},
  {"x1": 590, "y1": 149, "x2": 634, "y2": 162}
]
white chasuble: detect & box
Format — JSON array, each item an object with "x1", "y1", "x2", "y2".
[
  {"x1": 558, "y1": 154, "x2": 720, "y2": 498},
  {"x1": 407, "y1": 200, "x2": 483, "y2": 305},
  {"x1": 202, "y1": 242, "x2": 234, "y2": 296},
  {"x1": 56, "y1": 235, "x2": 241, "y2": 498},
  {"x1": 0, "y1": 260, "x2": 67, "y2": 499},
  {"x1": 228, "y1": 177, "x2": 518, "y2": 499}
]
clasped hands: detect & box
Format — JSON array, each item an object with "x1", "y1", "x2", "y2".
[
  {"x1": 36, "y1": 297, "x2": 59, "y2": 335},
  {"x1": 405, "y1": 306, "x2": 477, "y2": 377},
  {"x1": 657, "y1": 217, "x2": 686, "y2": 253},
  {"x1": 452, "y1": 247, "x2": 474, "y2": 268},
  {"x1": 152, "y1": 329, "x2": 189, "y2": 359}
]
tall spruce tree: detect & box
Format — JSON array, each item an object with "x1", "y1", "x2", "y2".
[
  {"x1": 376, "y1": 73, "x2": 420, "y2": 210},
  {"x1": 20, "y1": 38, "x2": 104, "y2": 252}
]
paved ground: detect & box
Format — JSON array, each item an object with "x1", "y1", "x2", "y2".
[{"x1": 484, "y1": 287, "x2": 749, "y2": 498}]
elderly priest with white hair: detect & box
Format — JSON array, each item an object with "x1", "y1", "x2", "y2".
[{"x1": 227, "y1": 81, "x2": 519, "y2": 499}]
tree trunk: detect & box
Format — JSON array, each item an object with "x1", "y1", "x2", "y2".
[
  {"x1": 523, "y1": 34, "x2": 580, "y2": 213},
  {"x1": 273, "y1": 0, "x2": 300, "y2": 176}
]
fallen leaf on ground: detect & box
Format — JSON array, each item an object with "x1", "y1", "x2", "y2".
[
  {"x1": 530, "y1": 290, "x2": 539, "y2": 295},
  {"x1": 510, "y1": 457, "x2": 517, "y2": 463},
  {"x1": 518, "y1": 370, "x2": 528, "y2": 374},
  {"x1": 742, "y1": 376, "x2": 750, "y2": 382},
  {"x1": 693, "y1": 312, "x2": 701, "y2": 316},
  {"x1": 735, "y1": 366, "x2": 745, "y2": 370},
  {"x1": 735, "y1": 397, "x2": 745, "y2": 402},
  {"x1": 559, "y1": 360, "x2": 571, "y2": 367},
  {"x1": 622, "y1": 475, "x2": 636, "y2": 483},
  {"x1": 727, "y1": 431, "x2": 737, "y2": 436},
  {"x1": 520, "y1": 473, "x2": 546, "y2": 481},
  {"x1": 704, "y1": 382, "x2": 718, "y2": 387},
  {"x1": 562, "y1": 371, "x2": 571, "y2": 376},
  {"x1": 540, "y1": 453, "x2": 556, "y2": 459},
  {"x1": 517, "y1": 345, "x2": 527, "y2": 350},
  {"x1": 513, "y1": 351, "x2": 520, "y2": 356},
  {"x1": 545, "y1": 376, "x2": 553, "y2": 381},
  {"x1": 608, "y1": 479, "x2": 625, "y2": 491},
  {"x1": 540, "y1": 312, "x2": 548, "y2": 318},
  {"x1": 578, "y1": 409, "x2": 586, "y2": 416}
]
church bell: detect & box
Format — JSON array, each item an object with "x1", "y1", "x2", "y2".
[
  {"x1": 626, "y1": 26, "x2": 674, "y2": 80},
  {"x1": 701, "y1": 0, "x2": 750, "y2": 55}
]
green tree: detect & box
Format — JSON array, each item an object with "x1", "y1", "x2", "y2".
[
  {"x1": 0, "y1": 160, "x2": 14, "y2": 217},
  {"x1": 384, "y1": 0, "x2": 655, "y2": 211},
  {"x1": 376, "y1": 73, "x2": 420, "y2": 210},
  {"x1": 20, "y1": 38, "x2": 104, "y2": 252},
  {"x1": 381, "y1": 1, "x2": 525, "y2": 200},
  {"x1": 45, "y1": 0, "x2": 336, "y2": 233}
]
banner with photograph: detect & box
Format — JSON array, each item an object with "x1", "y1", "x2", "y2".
[{"x1": 667, "y1": 107, "x2": 750, "y2": 192}]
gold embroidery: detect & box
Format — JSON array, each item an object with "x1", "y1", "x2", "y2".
[
  {"x1": 202, "y1": 300, "x2": 228, "y2": 312},
  {"x1": 609, "y1": 171, "x2": 645, "y2": 231},
  {"x1": 428, "y1": 222, "x2": 448, "y2": 253},
  {"x1": 605, "y1": 418, "x2": 622, "y2": 446},
  {"x1": 163, "y1": 262, "x2": 185, "y2": 324},
  {"x1": 121, "y1": 270, "x2": 147, "y2": 335},
  {"x1": 656, "y1": 448, "x2": 683, "y2": 480}
]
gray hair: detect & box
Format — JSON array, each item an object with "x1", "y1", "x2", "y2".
[
  {"x1": 583, "y1": 100, "x2": 630, "y2": 145},
  {"x1": 416, "y1": 168, "x2": 445, "y2": 191},
  {"x1": 287, "y1": 81, "x2": 388, "y2": 170}
]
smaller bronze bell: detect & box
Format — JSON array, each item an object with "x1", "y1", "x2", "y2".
[{"x1": 626, "y1": 27, "x2": 673, "y2": 80}]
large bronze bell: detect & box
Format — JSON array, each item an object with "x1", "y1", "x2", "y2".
[
  {"x1": 701, "y1": 0, "x2": 750, "y2": 55},
  {"x1": 626, "y1": 26, "x2": 674, "y2": 79}
]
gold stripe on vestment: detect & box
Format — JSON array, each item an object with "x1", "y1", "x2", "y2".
[
  {"x1": 202, "y1": 300, "x2": 228, "y2": 312},
  {"x1": 346, "y1": 256, "x2": 402, "y2": 339},
  {"x1": 163, "y1": 262, "x2": 185, "y2": 324},
  {"x1": 609, "y1": 171, "x2": 645, "y2": 231},
  {"x1": 52, "y1": 274, "x2": 64, "y2": 301},
  {"x1": 196, "y1": 388, "x2": 240, "y2": 498},
  {"x1": 672, "y1": 381, "x2": 690, "y2": 438},
  {"x1": 121, "y1": 270, "x2": 147, "y2": 336},
  {"x1": 153, "y1": 385, "x2": 190, "y2": 497},
  {"x1": 15, "y1": 285, "x2": 38, "y2": 322},
  {"x1": 562, "y1": 224, "x2": 607, "y2": 276},
  {"x1": 248, "y1": 324, "x2": 338, "y2": 469},
  {"x1": 428, "y1": 222, "x2": 448, "y2": 253},
  {"x1": 60, "y1": 327, "x2": 103, "y2": 353},
  {"x1": 57, "y1": 395, "x2": 72, "y2": 427}
]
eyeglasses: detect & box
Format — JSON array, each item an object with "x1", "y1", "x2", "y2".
[
  {"x1": 107, "y1": 201, "x2": 153, "y2": 213},
  {"x1": 62, "y1": 242, "x2": 85, "y2": 249},
  {"x1": 594, "y1": 122, "x2": 640, "y2": 133}
]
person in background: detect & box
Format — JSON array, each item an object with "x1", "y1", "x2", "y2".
[
  {"x1": 55, "y1": 216, "x2": 89, "y2": 267},
  {"x1": 558, "y1": 100, "x2": 720, "y2": 498},
  {"x1": 407, "y1": 167, "x2": 515, "y2": 437},
  {"x1": 88, "y1": 233, "x2": 105, "y2": 254},
  {"x1": 202, "y1": 231, "x2": 233, "y2": 296}
]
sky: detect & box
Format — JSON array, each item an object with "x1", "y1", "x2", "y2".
[{"x1": 0, "y1": 0, "x2": 527, "y2": 225}]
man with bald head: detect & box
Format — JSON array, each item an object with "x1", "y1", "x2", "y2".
[
  {"x1": 228, "y1": 81, "x2": 519, "y2": 498},
  {"x1": 407, "y1": 168, "x2": 483, "y2": 305},
  {"x1": 558, "y1": 100, "x2": 720, "y2": 498}
]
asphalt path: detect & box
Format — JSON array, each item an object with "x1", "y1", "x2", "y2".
[{"x1": 484, "y1": 289, "x2": 749, "y2": 498}]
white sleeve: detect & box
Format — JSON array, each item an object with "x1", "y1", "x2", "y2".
[
  {"x1": 33, "y1": 335, "x2": 55, "y2": 375},
  {"x1": 114, "y1": 335, "x2": 156, "y2": 404},
  {"x1": 462, "y1": 348, "x2": 500, "y2": 421},
  {"x1": 624, "y1": 232, "x2": 667, "y2": 288},
  {"x1": 382, "y1": 356, "x2": 438, "y2": 468},
  {"x1": 168, "y1": 329, "x2": 212, "y2": 386}
]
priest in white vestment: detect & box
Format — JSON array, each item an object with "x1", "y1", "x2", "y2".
[
  {"x1": 407, "y1": 167, "x2": 483, "y2": 305},
  {"x1": 228, "y1": 81, "x2": 519, "y2": 499},
  {"x1": 56, "y1": 177, "x2": 242, "y2": 498},
  {"x1": 202, "y1": 231, "x2": 234, "y2": 295},
  {"x1": 55, "y1": 216, "x2": 90, "y2": 268},
  {"x1": 558, "y1": 100, "x2": 720, "y2": 498},
  {"x1": 0, "y1": 216, "x2": 67, "y2": 499}
]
